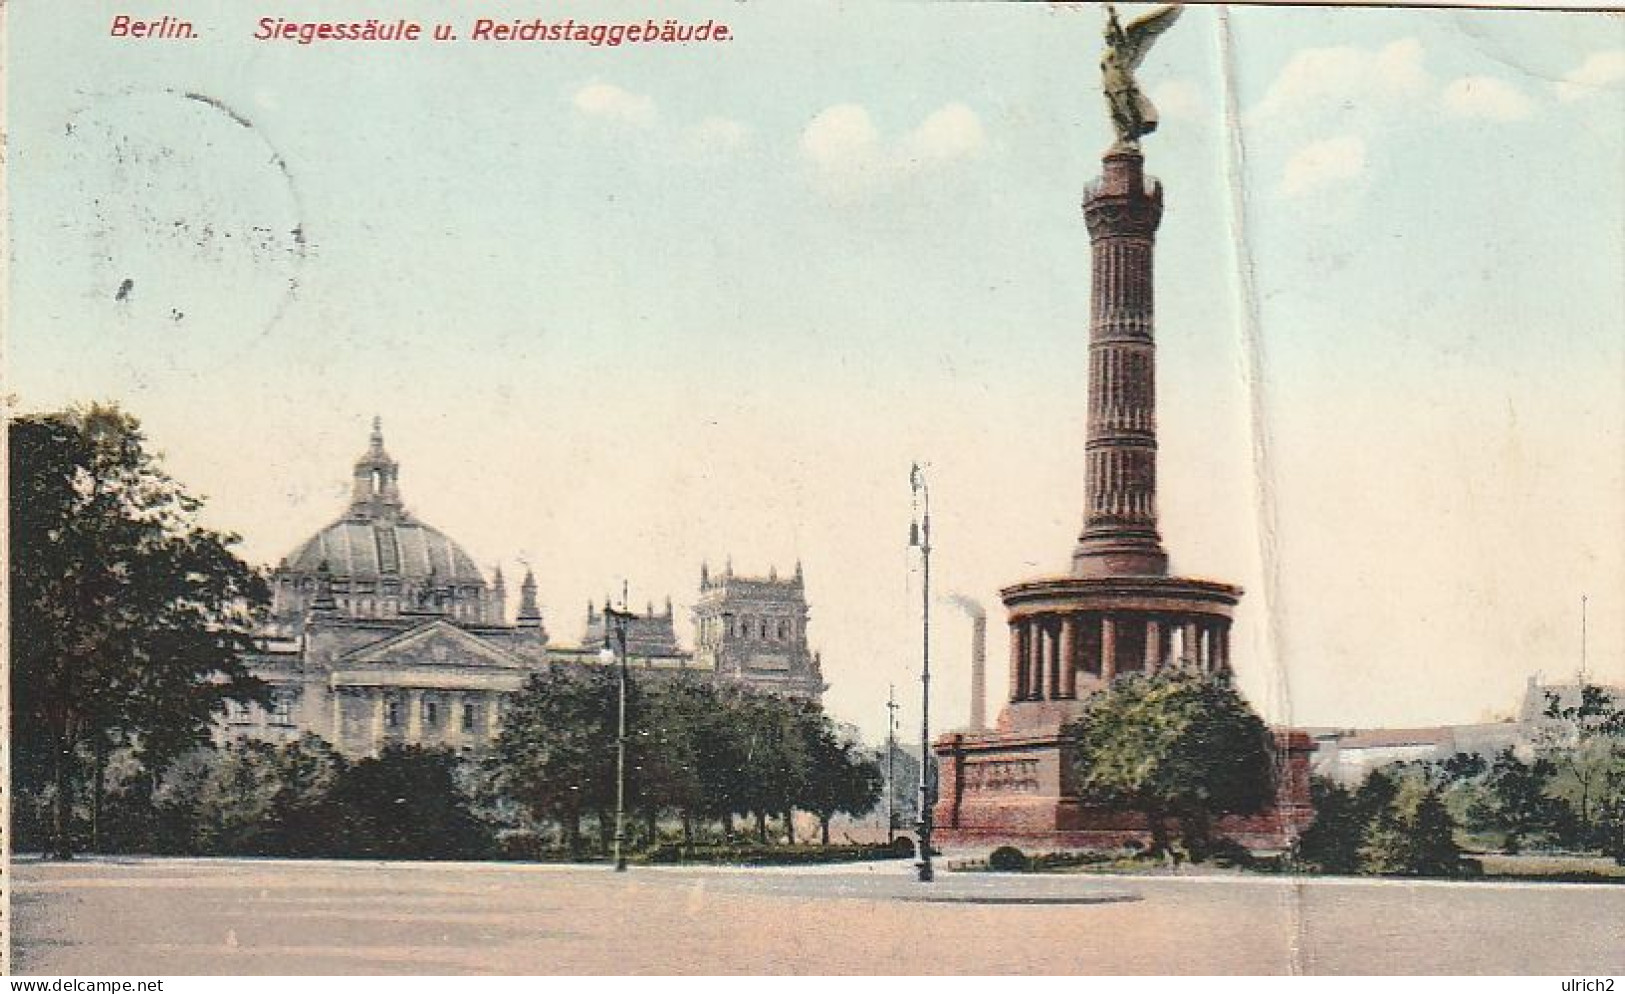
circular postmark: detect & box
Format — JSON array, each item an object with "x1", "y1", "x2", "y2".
[{"x1": 28, "y1": 88, "x2": 307, "y2": 370}]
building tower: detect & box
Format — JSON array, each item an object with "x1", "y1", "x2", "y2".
[{"x1": 693, "y1": 560, "x2": 825, "y2": 699}]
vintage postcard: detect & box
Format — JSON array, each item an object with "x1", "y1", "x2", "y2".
[{"x1": 4, "y1": 0, "x2": 1623, "y2": 979}]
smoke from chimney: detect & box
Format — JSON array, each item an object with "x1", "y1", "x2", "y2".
[{"x1": 948, "y1": 595, "x2": 988, "y2": 731}]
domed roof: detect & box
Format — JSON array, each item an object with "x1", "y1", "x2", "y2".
[
  {"x1": 286, "y1": 518, "x2": 485, "y2": 586},
  {"x1": 279, "y1": 419, "x2": 486, "y2": 588}
]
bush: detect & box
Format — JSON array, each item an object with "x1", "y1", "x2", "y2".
[
  {"x1": 638, "y1": 842, "x2": 910, "y2": 866},
  {"x1": 1026, "y1": 850, "x2": 1117, "y2": 871},
  {"x1": 1357, "y1": 784, "x2": 1463, "y2": 877},
  {"x1": 988, "y1": 845, "x2": 1028, "y2": 872},
  {"x1": 1204, "y1": 837, "x2": 1256, "y2": 868}
]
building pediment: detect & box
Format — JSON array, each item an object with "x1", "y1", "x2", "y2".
[{"x1": 336, "y1": 619, "x2": 526, "y2": 671}]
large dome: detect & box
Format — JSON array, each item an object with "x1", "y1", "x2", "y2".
[
  {"x1": 269, "y1": 420, "x2": 497, "y2": 627},
  {"x1": 286, "y1": 516, "x2": 484, "y2": 586}
]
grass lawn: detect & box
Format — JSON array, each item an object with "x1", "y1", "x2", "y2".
[{"x1": 1474, "y1": 853, "x2": 1625, "y2": 883}]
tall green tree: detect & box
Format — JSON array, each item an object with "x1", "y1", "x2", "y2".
[
  {"x1": 634, "y1": 676, "x2": 719, "y2": 843},
  {"x1": 10, "y1": 406, "x2": 268, "y2": 858},
  {"x1": 1065, "y1": 669, "x2": 1274, "y2": 858},
  {"x1": 685, "y1": 685, "x2": 754, "y2": 842},
  {"x1": 733, "y1": 691, "x2": 811, "y2": 843},
  {"x1": 268, "y1": 734, "x2": 349, "y2": 856},
  {"x1": 493, "y1": 668, "x2": 619, "y2": 852},
  {"x1": 798, "y1": 714, "x2": 882, "y2": 845},
  {"x1": 1539, "y1": 686, "x2": 1625, "y2": 850},
  {"x1": 327, "y1": 745, "x2": 492, "y2": 859},
  {"x1": 1358, "y1": 778, "x2": 1464, "y2": 877},
  {"x1": 1295, "y1": 777, "x2": 1370, "y2": 874},
  {"x1": 1466, "y1": 748, "x2": 1569, "y2": 852}
]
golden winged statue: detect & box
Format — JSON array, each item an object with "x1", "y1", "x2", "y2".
[{"x1": 1101, "y1": 3, "x2": 1183, "y2": 147}]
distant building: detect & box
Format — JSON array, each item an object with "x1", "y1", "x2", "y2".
[
  {"x1": 1309, "y1": 724, "x2": 1521, "y2": 785},
  {"x1": 1308, "y1": 677, "x2": 1623, "y2": 784},
  {"x1": 692, "y1": 560, "x2": 826, "y2": 699},
  {"x1": 225, "y1": 421, "x2": 825, "y2": 756},
  {"x1": 581, "y1": 597, "x2": 682, "y2": 658},
  {"x1": 230, "y1": 421, "x2": 550, "y2": 754},
  {"x1": 544, "y1": 599, "x2": 695, "y2": 675}
]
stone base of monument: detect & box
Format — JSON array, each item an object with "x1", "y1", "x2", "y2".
[{"x1": 933, "y1": 726, "x2": 1317, "y2": 853}]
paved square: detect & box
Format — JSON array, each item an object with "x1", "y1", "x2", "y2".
[{"x1": 11, "y1": 858, "x2": 1624, "y2": 974}]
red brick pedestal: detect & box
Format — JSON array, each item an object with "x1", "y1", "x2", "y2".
[{"x1": 933, "y1": 726, "x2": 1316, "y2": 852}]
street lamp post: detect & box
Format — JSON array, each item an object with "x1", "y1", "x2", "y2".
[
  {"x1": 885, "y1": 683, "x2": 899, "y2": 845},
  {"x1": 600, "y1": 602, "x2": 632, "y2": 872},
  {"x1": 909, "y1": 464, "x2": 935, "y2": 882}
]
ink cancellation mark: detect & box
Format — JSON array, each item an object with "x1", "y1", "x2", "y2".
[{"x1": 110, "y1": 15, "x2": 197, "y2": 40}]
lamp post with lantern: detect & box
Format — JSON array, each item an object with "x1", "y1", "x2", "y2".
[
  {"x1": 600, "y1": 600, "x2": 633, "y2": 872},
  {"x1": 909, "y1": 463, "x2": 935, "y2": 883}
]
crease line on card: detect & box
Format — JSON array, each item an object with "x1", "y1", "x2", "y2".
[{"x1": 1216, "y1": 5, "x2": 1306, "y2": 977}]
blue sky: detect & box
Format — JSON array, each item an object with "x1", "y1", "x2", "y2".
[{"x1": 8, "y1": 3, "x2": 1623, "y2": 740}]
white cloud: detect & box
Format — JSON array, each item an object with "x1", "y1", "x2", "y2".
[
  {"x1": 1250, "y1": 39, "x2": 1430, "y2": 124},
  {"x1": 687, "y1": 116, "x2": 750, "y2": 153},
  {"x1": 1555, "y1": 49, "x2": 1625, "y2": 102},
  {"x1": 1442, "y1": 76, "x2": 1533, "y2": 122},
  {"x1": 801, "y1": 102, "x2": 985, "y2": 199},
  {"x1": 898, "y1": 103, "x2": 986, "y2": 164},
  {"x1": 800, "y1": 104, "x2": 881, "y2": 173},
  {"x1": 1281, "y1": 135, "x2": 1367, "y2": 199},
  {"x1": 572, "y1": 82, "x2": 655, "y2": 126}
]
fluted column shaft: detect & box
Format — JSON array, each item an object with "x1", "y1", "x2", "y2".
[{"x1": 1075, "y1": 150, "x2": 1169, "y2": 578}]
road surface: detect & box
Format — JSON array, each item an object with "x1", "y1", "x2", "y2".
[{"x1": 11, "y1": 857, "x2": 1623, "y2": 974}]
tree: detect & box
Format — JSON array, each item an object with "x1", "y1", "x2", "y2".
[
  {"x1": 1358, "y1": 779, "x2": 1463, "y2": 876},
  {"x1": 327, "y1": 746, "x2": 491, "y2": 859},
  {"x1": 490, "y1": 674, "x2": 871, "y2": 854},
  {"x1": 190, "y1": 739, "x2": 285, "y2": 854},
  {"x1": 796, "y1": 712, "x2": 882, "y2": 845},
  {"x1": 10, "y1": 406, "x2": 269, "y2": 858},
  {"x1": 1065, "y1": 670, "x2": 1274, "y2": 858},
  {"x1": 1538, "y1": 686, "x2": 1625, "y2": 851},
  {"x1": 634, "y1": 676, "x2": 730, "y2": 844},
  {"x1": 1467, "y1": 748, "x2": 1568, "y2": 852},
  {"x1": 732, "y1": 691, "x2": 810, "y2": 843},
  {"x1": 1295, "y1": 777, "x2": 1368, "y2": 874},
  {"x1": 267, "y1": 734, "x2": 349, "y2": 856},
  {"x1": 871, "y1": 742, "x2": 922, "y2": 837}
]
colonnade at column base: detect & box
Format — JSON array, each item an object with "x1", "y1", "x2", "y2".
[{"x1": 997, "y1": 573, "x2": 1242, "y2": 734}]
